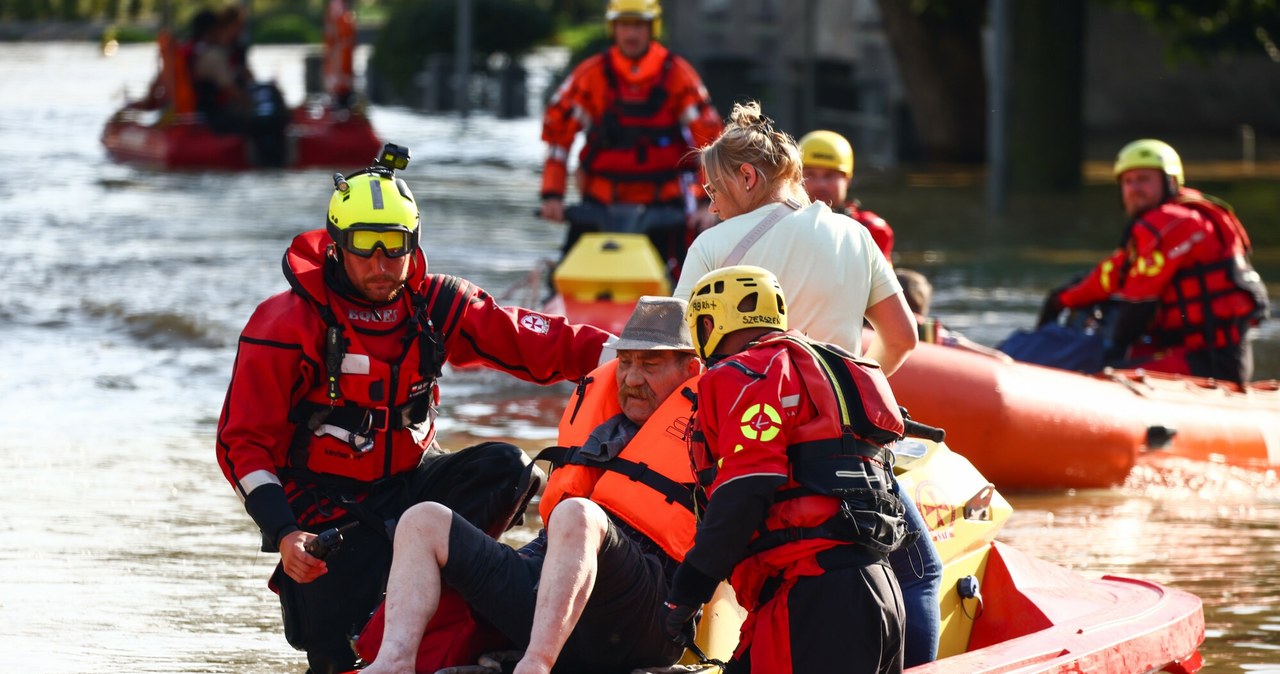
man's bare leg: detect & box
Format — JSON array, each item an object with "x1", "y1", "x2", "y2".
[
  {"x1": 360, "y1": 502, "x2": 454, "y2": 674},
  {"x1": 512, "y1": 498, "x2": 609, "y2": 674}
]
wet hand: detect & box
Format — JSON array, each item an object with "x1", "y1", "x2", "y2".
[
  {"x1": 540, "y1": 198, "x2": 565, "y2": 222},
  {"x1": 280, "y1": 530, "x2": 327, "y2": 583}
]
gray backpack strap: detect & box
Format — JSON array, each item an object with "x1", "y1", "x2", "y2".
[{"x1": 721, "y1": 199, "x2": 802, "y2": 267}]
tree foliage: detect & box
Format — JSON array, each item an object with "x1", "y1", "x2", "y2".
[
  {"x1": 369, "y1": 0, "x2": 554, "y2": 101},
  {"x1": 1107, "y1": 0, "x2": 1280, "y2": 63}
]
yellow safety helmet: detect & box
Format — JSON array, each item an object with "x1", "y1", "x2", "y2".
[
  {"x1": 799, "y1": 130, "x2": 854, "y2": 178},
  {"x1": 606, "y1": 0, "x2": 663, "y2": 39},
  {"x1": 685, "y1": 265, "x2": 787, "y2": 360},
  {"x1": 1113, "y1": 138, "x2": 1183, "y2": 186},
  {"x1": 327, "y1": 145, "x2": 420, "y2": 258}
]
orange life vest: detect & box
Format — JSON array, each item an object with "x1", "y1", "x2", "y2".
[
  {"x1": 323, "y1": 0, "x2": 356, "y2": 100},
  {"x1": 540, "y1": 360, "x2": 699, "y2": 561},
  {"x1": 158, "y1": 29, "x2": 196, "y2": 115}
]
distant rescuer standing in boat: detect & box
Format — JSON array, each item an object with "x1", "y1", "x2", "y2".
[
  {"x1": 1038, "y1": 138, "x2": 1269, "y2": 384},
  {"x1": 358, "y1": 296, "x2": 703, "y2": 674},
  {"x1": 663, "y1": 265, "x2": 910, "y2": 674},
  {"x1": 214, "y1": 143, "x2": 612, "y2": 674},
  {"x1": 538, "y1": 0, "x2": 723, "y2": 281}
]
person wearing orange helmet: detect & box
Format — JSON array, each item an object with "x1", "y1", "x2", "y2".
[
  {"x1": 539, "y1": 0, "x2": 723, "y2": 282},
  {"x1": 799, "y1": 129, "x2": 896, "y2": 262},
  {"x1": 1039, "y1": 139, "x2": 1268, "y2": 384}
]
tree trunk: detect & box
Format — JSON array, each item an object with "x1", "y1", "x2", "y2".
[
  {"x1": 873, "y1": 0, "x2": 988, "y2": 163},
  {"x1": 1009, "y1": 0, "x2": 1086, "y2": 191}
]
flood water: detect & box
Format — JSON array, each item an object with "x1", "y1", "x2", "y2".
[{"x1": 1, "y1": 42, "x2": 1278, "y2": 673}]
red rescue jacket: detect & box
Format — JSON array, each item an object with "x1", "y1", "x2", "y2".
[
  {"x1": 1059, "y1": 188, "x2": 1268, "y2": 354},
  {"x1": 839, "y1": 201, "x2": 895, "y2": 262},
  {"x1": 689, "y1": 331, "x2": 904, "y2": 609},
  {"x1": 541, "y1": 42, "x2": 722, "y2": 206},
  {"x1": 215, "y1": 229, "x2": 609, "y2": 529}
]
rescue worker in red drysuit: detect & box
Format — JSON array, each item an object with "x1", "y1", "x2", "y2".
[
  {"x1": 353, "y1": 296, "x2": 703, "y2": 674},
  {"x1": 1039, "y1": 139, "x2": 1268, "y2": 385},
  {"x1": 538, "y1": 0, "x2": 723, "y2": 281},
  {"x1": 214, "y1": 144, "x2": 612, "y2": 674},
  {"x1": 799, "y1": 129, "x2": 895, "y2": 262},
  {"x1": 663, "y1": 265, "x2": 910, "y2": 674}
]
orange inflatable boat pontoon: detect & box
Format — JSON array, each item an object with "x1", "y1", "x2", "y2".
[{"x1": 887, "y1": 340, "x2": 1280, "y2": 490}]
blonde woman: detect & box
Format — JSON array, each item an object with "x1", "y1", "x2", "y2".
[{"x1": 673, "y1": 101, "x2": 916, "y2": 375}]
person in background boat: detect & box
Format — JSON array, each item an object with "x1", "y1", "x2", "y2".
[
  {"x1": 1038, "y1": 139, "x2": 1269, "y2": 384},
  {"x1": 191, "y1": 6, "x2": 248, "y2": 129},
  {"x1": 799, "y1": 129, "x2": 895, "y2": 262},
  {"x1": 674, "y1": 102, "x2": 940, "y2": 667},
  {"x1": 191, "y1": 5, "x2": 290, "y2": 166},
  {"x1": 132, "y1": 8, "x2": 216, "y2": 114},
  {"x1": 214, "y1": 144, "x2": 612, "y2": 674},
  {"x1": 358, "y1": 296, "x2": 703, "y2": 674},
  {"x1": 538, "y1": 0, "x2": 723, "y2": 284},
  {"x1": 899, "y1": 268, "x2": 1013, "y2": 363},
  {"x1": 664, "y1": 266, "x2": 909, "y2": 674}
]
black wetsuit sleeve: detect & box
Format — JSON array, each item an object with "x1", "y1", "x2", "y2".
[
  {"x1": 679, "y1": 474, "x2": 786, "y2": 591},
  {"x1": 244, "y1": 483, "x2": 299, "y2": 551}
]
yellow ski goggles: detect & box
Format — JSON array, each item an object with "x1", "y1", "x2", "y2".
[{"x1": 332, "y1": 224, "x2": 418, "y2": 258}]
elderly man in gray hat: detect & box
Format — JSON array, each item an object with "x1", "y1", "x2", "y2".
[{"x1": 361, "y1": 296, "x2": 704, "y2": 674}]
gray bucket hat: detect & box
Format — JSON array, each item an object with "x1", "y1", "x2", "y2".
[{"x1": 605, "y1": 296, "x2": 696, "y2": 352}]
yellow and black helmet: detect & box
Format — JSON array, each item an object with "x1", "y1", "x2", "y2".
[
  {"x1": 606, "y1": 0, "x2": 662, "y2": 39},
  {"x1": 1113, "y1": 138, "x2": 1183, "y2": 186},
  {"x1": 799, "y1": 129, "x2": 854, "y2": 178},
  {"x1": 327, "y1": 144, "x2": 420, "y2": 258},
  {"x1": 685, "y1": 265, "x2": 787, "y2": 360}
]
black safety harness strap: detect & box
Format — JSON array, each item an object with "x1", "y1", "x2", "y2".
[{"x1": 534, "y1": 445, "x2": 697, "y2": 514}]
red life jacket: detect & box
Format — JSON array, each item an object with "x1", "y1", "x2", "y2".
[
  {"x1": 580, "y1": 46, "x2": 695, "y2": 200},
  {"x1": 279, "y1": 232, "x2": 467, "y2": 489},
  {"x1": 540, "y1": 360, "x2": 699, "y2": 561},
  {"x1": 839, "y1": 201, "x2": 895, "y2": 261},
  {"x1": 1135, "y1": 190, "x2": 1269, "y2": 350},
  {"x1": 690, "y1": 333, "x2": 906, "y2": 607}
]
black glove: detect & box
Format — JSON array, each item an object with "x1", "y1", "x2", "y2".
[
  {"x1": 661, "y1": 601, "x2": 699, "y2": 646},
  {"x1": 1036, "y1": 290, "x2": 1065, "y2": 328}
]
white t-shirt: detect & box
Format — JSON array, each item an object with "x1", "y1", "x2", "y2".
[{"x1": 674, "y1": 201, "x2": 900, "y2": 354}]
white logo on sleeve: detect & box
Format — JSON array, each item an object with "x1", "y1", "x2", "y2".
[{"x1": 520, "y1": 314, "x2": 551, "y2": 334}]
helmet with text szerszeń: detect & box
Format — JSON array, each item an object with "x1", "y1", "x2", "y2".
[
  {"x1": 606, "y1": 0, "x2": 663, "y2": 39},
  {"x1": 1113, "y1": 138, "x2": 1183, "y2": 197},
  {"x1": 327, "y1": 144, "x2": 419, "y2": 259},
  {"x1": 799, "y1": 129, "x2": 855, "y2": 179},
  {"x1": 685, "y1": 265, "x2": 787, "y2": 361}
]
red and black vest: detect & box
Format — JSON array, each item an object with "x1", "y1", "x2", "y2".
[
  {"x1": 691, "y1": 335, "x2": 908, "y2": 569},
  {"x1": 281, "y1": 254, "x2": 467, "y2": 487},
  {"x1": 1136, "y1": 192, "x2": 1269, "y2": 350},
  {"x1": 581, "y1": 50, "x2": 693, "y2": 197}
]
